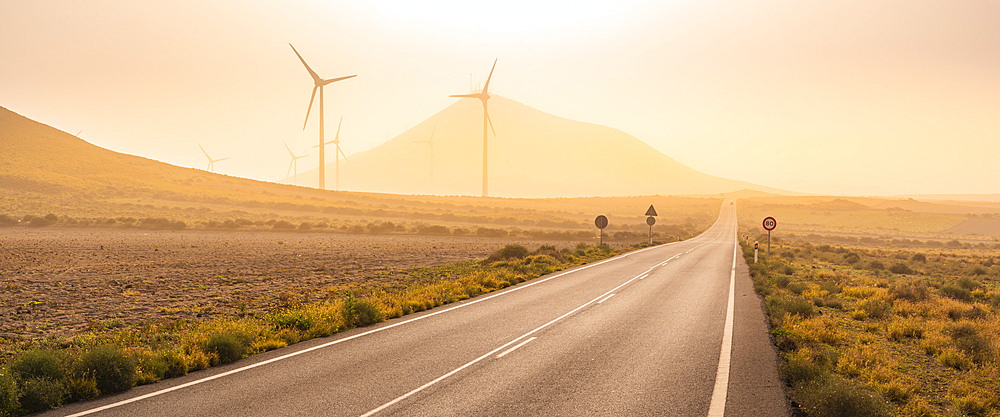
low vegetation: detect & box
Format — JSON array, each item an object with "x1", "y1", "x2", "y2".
[
  {"x1": 0, "y1": 242, "x2": 649, "y2": 416},
  {"x1": 744, "y1": 235, "x2": 1000, "y2": 416}
]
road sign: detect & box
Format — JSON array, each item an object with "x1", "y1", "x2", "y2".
[
  {"x1": 762, "y1": 217, "x2": 776, "y2": 231},
  {"x1": 645, "y1": 205, "x2": 658, "y2": 216},
  {"x1": 595, "y1": 215, "x2": 608, "y2": 229},
  {"x1": 595, "y1": 215, "x2": 608, "y2": 249},
  {"x1": 646, "y1": 216, "x2": 655, "y2": 244}
]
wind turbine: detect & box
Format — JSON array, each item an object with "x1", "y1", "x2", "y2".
[
  {"x1": 450, "y1": 59, "x2": 497, "y2": 197},
  {"x1": 289, "y1": 43, "x2": 356, "y2": 191},
  {"x1": 282, "y1": 141, "x2": 309, "y2": 186},
  {"x1": 198, "y1": 144, "x2": 229, "y2": 173},
  {"x1": 413, "y1": 122, "x2": 437, "y2": 183},
  {"x1": 313, "y1": 116, "x2": 350, "y2": 191}
]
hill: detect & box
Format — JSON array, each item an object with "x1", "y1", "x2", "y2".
[
  {"x1": 0, "y1": 105, "x2": 721, "y2": 237},
  {"x1": 284, "y1": 96, "x2": 788, "y2": 197}
]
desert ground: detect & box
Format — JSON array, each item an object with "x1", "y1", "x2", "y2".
[{"x1": 0, "y1": 228, "x2": 621, "y2": 342}]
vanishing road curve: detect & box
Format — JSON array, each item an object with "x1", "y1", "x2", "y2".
[{"x1": 45, "y1": 200, "x2": 789, "y2": 417}]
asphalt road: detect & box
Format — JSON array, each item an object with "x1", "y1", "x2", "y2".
[{"x1": 44, "y1": 200, "x2": 790, "y2": 417}]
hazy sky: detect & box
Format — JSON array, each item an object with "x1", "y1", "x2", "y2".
[{"x1": 3, "y1": 0, "x2": 999, "y2": 195}]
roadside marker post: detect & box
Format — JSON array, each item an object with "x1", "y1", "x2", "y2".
[
  {"x1": 645, "y1": 205, "x2": 657, "y2": 246},
  {"x1": 754, "y1": 241, "x2": 758, "y2": 263},
  {"x1": 595, "y1": 215, "x2": 609, "y2": 250},
  {"x1": 762, "y1": 217, "x2": 777, "y2": 259}
]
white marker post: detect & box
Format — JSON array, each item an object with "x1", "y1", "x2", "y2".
[{"x1": 754, "y1": 241, "x2": 759, "y2": 264}]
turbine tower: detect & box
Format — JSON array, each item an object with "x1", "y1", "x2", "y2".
[
  {"x1": 314, "y1": 116, "x2": 350, "y2": 191},
  {"x1": 289, "y1": 43, "x2": 356, "y2": 191},
  {"x1": 282, "y1": 141, "x2": 309, "y2": 186},
  {"x1": 198, "y1": 144, "x2": 229, "y2": 173},
  {"x1": 450, "y1": 59, "x2": 497, "y2": 197},
  {"x1": 413, "y1": 122, "x2": 437, "y2": 185}
]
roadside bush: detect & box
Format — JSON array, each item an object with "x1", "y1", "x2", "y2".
[
  {"x1": 75, "y1": 346, "x2": 136, "y2": 394},
  {"x1": 63, "y1": 376, "x2": 99, "y2": 402},
  {"x1": 868, "y1": 260, "x2": 885, "y2": 271},
  {"x1": 204, "y1": 333, "x2": 247, "y2": 365},
  {"x1": 957, "y1": 277, "x2": 982, "y2": 291},
  {"x1": 911, "y1": 253, "x2": 926, "y2": 262},
  {"x1": 844, "y1": 253, "x2": 861, "y2": 264},
  {"x1": 486, "y1": 244, "x2": 529, "y2": 262},
  {"x1": 0, "y1": 370, "x2": 19, "y2": 416},
  {"x1": 767, "y1": 295, "x2": 816, "y2": 319},
  {"x1": 10, "y1": 350, "x2": 66, "y2": 381},
  {"x1": 795, "y1": 376, "x2": 891, "y2": 417},
  {"x1": 18, "y1": 377, "x2": 63, "y2": 412},
  {"x1": 341, "y1": 292, "x2": 384, "y2": 328},
  {"x1": 780, "y1": 357, "x2": 825, "y2": 386},
  {"x1": 888, "y1": 263, "x2": 914, "y2": 275}
]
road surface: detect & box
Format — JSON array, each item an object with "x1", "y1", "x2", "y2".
[{"x1": 45, "y1": 200, "x2": 789, "y2": 417}]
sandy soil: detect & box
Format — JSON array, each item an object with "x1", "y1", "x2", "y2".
[{"x1": 0, "y1": 228, "x2": 621, "y2": 341}]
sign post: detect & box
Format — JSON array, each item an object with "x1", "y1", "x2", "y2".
[
  {"x1": 762, "y1": 216, "x2": 777, "y2": 259},
  {"x1": 644, "y1": 205, "x2": 657, "y2": 246},
  {"x1": 595, "y1": 215, "x2": 609, "y2": 250}
]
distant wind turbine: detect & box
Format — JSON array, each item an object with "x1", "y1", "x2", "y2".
[
  {"x1": 450, "y1": 59, "x2": 497, "y2": 197},
  {"x1": 289, "y1": 43, "x2": 356, "y2": 191},
  {"x1": 282, "y1": 141, "x2": 309, "y2": 186},
  {"x1": 313, "y1": 116, "x2": 350, "y2": 191},
  {"x1": 413, "y1": 122, "x2": 437, "y2": 183},
  {"x1": 198, "y1": 144, "x2": 229, "y2": 173}
]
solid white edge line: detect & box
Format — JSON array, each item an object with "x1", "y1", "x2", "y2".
[
  {"x1": 596, "y1": 293, "x2": 616, "y2": 304},
  {"x1": 707, "y1": 205, "x2": 737, "y2": 417},
  {"x1": 496, "y1": 337, "x2": 537, "y2": 358},
  {"x1": 360, "y1": 271, "x2": 649, "y2": 417},
  {"x1": 65, "y1": 210, "x2": 724, "y2": 417}
]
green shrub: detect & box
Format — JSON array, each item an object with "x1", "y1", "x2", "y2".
[
  {"x1": 795, "y1": 376, "x2": 891, "y2": 417},
  {"x1": 859, "y1": 298, "x2": 892, "y2": 320},
  {"x1": 780, "y1": 357, "x2": 825, "y2": 386},
  {"x1": 0, "y1": 370, "x2": 18, "y2": 416},
  {"x1": 868, "y1": 261, "x2": 885, "y2": 270},
  {"x1": 205, "y1": 333, "x2": 247, "y2": 365},
  {"x1": 767, "y1": 295, "x2": 816, "y2": 319},
  {"x1": 342, "y1": 292, "x2": 384, "y2": 328},
  {"x1": 773, "y1": 275, "x2": 791, "y2": 288},
  {"x1": 956, "y1": 277, "x2": 982, "y2": 291},
  {"x1": 10, "y1": 350, "x2": 66, "y2": 381},
  {"x1": 888, "y1": 263, "x2": 914, "y2": 274},
  {"x1": 787, "y1": 282, "x2": 807, "y2": 295},
  {"x1": 18, "y1": 377, "x2": 63, "y2": 412},
  {"x1": 819, "y1": 281, "x2": 841, "y2": 294},
  {"x1": 75, "y1": 346, "x2": 137, "y2": 394},
  {"x1": 941, "y1": 285, "x2": 972, "y2": 301},
  {"x1": 911, "y1": 253, "x2": 926, "y2": 262},
  {"x1": 486, "y1": 245, "x2": 529, "y2": 262},
  {"x1": 63, "y1": 376, "x2": 99, "y2": 402},
  {"x1": 890, "y1": 280, "x2": 928, "y2": 301},
  {"x1": 844, "y1": 253, "x2": 861, "y2": 264}
]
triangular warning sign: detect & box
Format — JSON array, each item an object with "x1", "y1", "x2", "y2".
[{"x1": 645, "y1": 205, "x2": 657, "y2": 216}]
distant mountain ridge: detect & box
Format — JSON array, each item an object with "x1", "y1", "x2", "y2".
[{"x1": 286, "y1": 96, "x2": 789, "y2": 197}]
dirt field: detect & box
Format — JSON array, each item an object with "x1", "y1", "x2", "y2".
[{"x1": 0, "y1": 228, "x2": 616, "y2": 341}]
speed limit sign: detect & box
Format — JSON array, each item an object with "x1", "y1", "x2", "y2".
[{"x1": 762, "y1": 217, "x2": 776, "y2": 231}]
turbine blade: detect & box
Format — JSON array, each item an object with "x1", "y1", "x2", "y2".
[
  {"x1": 303, "y1": 86, "x2": 318, "y2": 130},
  {"x1": 450, "y1": 94, "x2": 479, "y2": 98},
  {"x1": 487, "y1": 108, "x2": 496, "y2": 137},
  {"x1": 289, "y1": 43, "x2": 322, "y2": 84},
  {"x1": 482, "y1": 59, "x2": 497, "y2": 94},
  {"x1": 75, "y1": 130, "x2": 83, "y2": 137},
  {"x1": 198, "y1": 144, "x2": 211, "y2": 160},
  {"x1": 282, "y1": 140, "x2": 294, "y2": 157},
  {"x1": 335, "y1": 115, "x2": 343, "y2": 142},
  {"x1": 430, "y1": 122, "x2": 437, "y2": 141},
  {"x1": 216, "y1": 157, "x2": 230, "y2": 162},
  {"x1": 321, "y1": 75, "x2": 357, "y2": 86},
  {"x1": 338, "y1": 145, "x2": 349, "y2": 163},
  {"x1": 287, "y1": 161, "x2": 293, "y2": 178}
]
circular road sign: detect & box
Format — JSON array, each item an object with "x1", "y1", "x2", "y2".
[
  {"x1": 762, "y1": 217, "x2": 777, "y2": 231},
  {"x1": 646, "y1": 216, "x2": 656, "y2": 226},
  {"x1": 595, "y1": 215, "x2": 609, "y2": 229}
]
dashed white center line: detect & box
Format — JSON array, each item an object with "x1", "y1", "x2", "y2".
[
  {"x1": 597, "y1": 294, "x2": 616, "y2": 304},
  {"x1": 496, "y1": 337, "x2": 536, "y2": 358}
]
